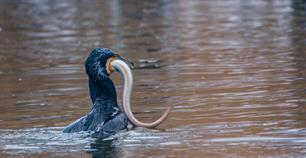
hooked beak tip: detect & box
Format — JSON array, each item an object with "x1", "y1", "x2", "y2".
[{"x1": 129, "y1": 62, "x2": 135, "y2": 69}]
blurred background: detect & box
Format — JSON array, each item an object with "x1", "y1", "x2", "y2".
[{"x1": 0, "y1": 0, "x2": 305, "y2": 157}]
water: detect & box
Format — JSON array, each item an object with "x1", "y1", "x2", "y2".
[{"x1": 0, "y1": 0, "x2": 306, "y2": 157}]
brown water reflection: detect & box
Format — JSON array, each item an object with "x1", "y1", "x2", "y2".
[{"x1": 0, "y1": 0, "x2": 306, "y2": 157}]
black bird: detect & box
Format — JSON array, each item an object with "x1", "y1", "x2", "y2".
[{"x1": 63, "y1": 48, "x2": 172, "y2": 138}]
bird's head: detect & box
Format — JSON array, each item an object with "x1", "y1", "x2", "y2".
[{"x1": 85, "y1": 48, "x2": 133, "y2": 81}]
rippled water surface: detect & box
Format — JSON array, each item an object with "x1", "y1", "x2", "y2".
[{"x1": 0, "y1": 0, "x2": 306, "y2": 157}]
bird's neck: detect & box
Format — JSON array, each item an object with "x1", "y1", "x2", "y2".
[{"x1": 88, "y1": 77, "x2": 118, "y2": 106}]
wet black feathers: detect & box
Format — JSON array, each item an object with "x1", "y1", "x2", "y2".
[{"x1": 63, "y1": 48, "x2": 128, "y2": 138}]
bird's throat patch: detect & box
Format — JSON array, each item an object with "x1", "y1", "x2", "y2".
[{"x1": 106, "y1": 56, "x2": 117, "y2": 74}]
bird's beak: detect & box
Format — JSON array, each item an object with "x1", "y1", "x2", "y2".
[
  {"x1": 109, "y1": 57, "x2": 172, "y2": 128},
  {"x1": 116, "y1": 55, "x2": 134, "y2": 69}
]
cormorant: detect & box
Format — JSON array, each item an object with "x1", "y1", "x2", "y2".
[{"x1": 63, "y1": 48, "x2": 172, "y2": 138}]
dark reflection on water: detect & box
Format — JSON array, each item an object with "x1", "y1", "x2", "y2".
[
  {"x1": 87, "y1": 139, "x2": 117, "y2": 158},
  {"x1": 0, "y1": 0, "x2": 306, "y2": 157}
]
